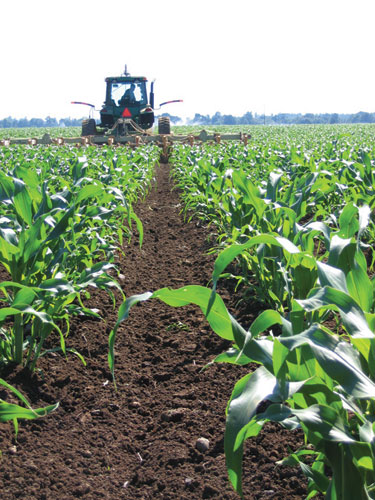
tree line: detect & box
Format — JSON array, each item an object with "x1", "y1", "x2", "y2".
[
  {"x1": 1, "y1": 111, "x2": 375, "y2": 129},
  {"x1": 0, "y1": 116, "x2": 84, "y2": 128},
  {"x1": 178, "y1": 111, "x2": 375, "y2": 126}
]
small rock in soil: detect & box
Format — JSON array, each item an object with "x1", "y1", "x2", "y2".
[
  {"x1": 161, "y1": 407, "x2": 187, "y2": 422},
  {"x1": 184, "y1": 477, "x2": 194, "y2": 489},
  {"x1": 130, "y1": 400, "x2": 141, "y2": 408},
  {"x1": 195, "y1": 437, "x2": 210, "y2": 453},
  {"x1": 73, "y1": 482, "x2": 91, "y2": 496}
]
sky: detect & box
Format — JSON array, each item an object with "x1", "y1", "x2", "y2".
[{"x1": 1, "y1": 0, "x2": 374, "y2": 121}]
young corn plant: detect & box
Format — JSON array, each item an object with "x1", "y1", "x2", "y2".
[
  {"x1": 0, "y1": 377, "x2": 58, "y2": 437},
  {"x1": 0, "y1": 261, "x2": 123, "y2": 371}
]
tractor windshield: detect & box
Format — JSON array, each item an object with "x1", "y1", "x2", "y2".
[{"x1": 111, "y1": 81, "x2": 147, "y2": 106}]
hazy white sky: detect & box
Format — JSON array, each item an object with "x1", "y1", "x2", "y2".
[{"x1": 1, "y1": 0, "x2": 374, "y2": 120}]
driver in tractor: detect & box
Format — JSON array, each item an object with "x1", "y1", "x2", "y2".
[{"x1": 120, "y1": 83, "x2": 136, "y2": 104}]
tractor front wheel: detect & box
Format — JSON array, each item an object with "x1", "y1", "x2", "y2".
[
  {"x1": 158, "y1": 116, "x2": 171, "y2": 135},
  {"x1": 82, "y1": 119, "x2": 97, "y2": 136}
]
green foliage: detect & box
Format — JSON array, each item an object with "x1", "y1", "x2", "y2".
[{"x1": 0, "y1": 143, "x2": 158, "y2": 370}]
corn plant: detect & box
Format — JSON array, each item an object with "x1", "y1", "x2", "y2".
[{"x1": 0, "y1": 377, "x2": 58, "y2": 437}]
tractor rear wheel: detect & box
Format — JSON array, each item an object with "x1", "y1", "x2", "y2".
[
  {"x1": 158, "y1": 116, "x2": 171, "y2": 135},
  {"x1": 82, "y1": 119, "x2": 97, "y2": 136}
]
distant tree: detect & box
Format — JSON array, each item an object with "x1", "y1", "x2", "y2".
[
  {"x1": 189, "y1": 113, "x2": 210, "y2": 125},
  {"x1": 330, "y1": 113, "x2": 339, "y2": 124},
  {"x1": 17, "y1": 117, "x2": 29, "y2": 128},
  {"x1": 239, "y1": 112, "x2": 254, "y2": 124},
  {"x1": 351, "y1": 111, "x2": 374, "y2": 123},
  {"x1": 29, "y1": 117, "x2": 45, "y2": 127},
  {"x1": 45, "y1": 116, "x2": 58, "y2": 127},
  {"x1": 222, "y1": 114, "x2": 236, "y2": 125},
  {"x1": 211, "y1": 112, "x2": 223, "y2": 125},
  {"x1": 0, "y1": 116, "x2": 17, "y2": 128}
]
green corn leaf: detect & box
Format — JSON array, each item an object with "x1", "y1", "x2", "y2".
[
  {"x1": 304, "y1": 221, "x2": 331, "y2": 249},
  {"x1": 249, "y1": 309, "x2": 283, "y2": 338},
  {"x1": 317, "y1": 262, "x2": 348, "y2": 293},
  {"x1": 209, "y1": 347, "x2": 252, "y2": 366},
  {"x1": 22, "y1": 218, "x2": 44, "y2": 262},
  {"x1": 358, "y1": 205, "x2": 371, "y2": 241},
  {"x1": 225, "y1": 368, "x2": 306, "y2": 496},
  {"x1": 240, "y1": 337, "x2": 274, "y2": 371},
  {"x1": 75, "y1": 184, "x2": 104, "y2": 204},
  {"x1": 350, "y1": 442, "x2": 374, "y2": 471},
  {"x1": 130, "y1": 211, "x2": 143, "y2": 247},
  {"x1": 327, "y1": 235, "x2": 355, "y2": 274},
  {"x1": 277, "y1": 451, "x2": 330, "y2": 495},
  {"x1": 272, "y1": 337, "x2": 290, "y2": 378},
  {"x1": 13, "y1": 178, "x2": 33, "y2": 226},
  {"x1": 297, "y1": 286, "x2": 374, "y2": 339},
  {"x1": 346, "y1": 261, "x2": 373, "y2": 313},
  {"x1": 280, "y1": 324, "x2": 375, "y2": 398},
  {"x1": 0, "y1": 307, "x2": 23, "y2": 321},
  {"x1": 153, "y1": 286, "x2": 233, "y2": 340},
  {"x1": 338, "y1": 203, "x2": 359, "y2": 239},
  {"x1": 0, "y1": 228, "x2": 19, "y2": 258},
  {"x1": 291, "y1": 405, "x2": 354, "y2": 442},
  {"x1": 225, "y1": 367, "x2": 277, "y2": 495},
  {"x1": 0, "y1": 171, "x2": 14, "y2": 200},
  {"x1": 12, "y1": 287, "x2": 36, "y2": 307},
  {"x1": 0, "y1": 401, "x2": 59, "y2": 422},
  {"x1": 45, "y1": 206, "x2": 74, "y2": 242},
  {"x1": 212, "y1": 234, "x2": 300, "y2": 289},
  {"x1": 0, "y1": 378, "x2": 59, "y2": 425},
  {"x1": 0, "y1": 378, "x2": 33, "y2": 408},
  {"x1": 266, "y1": 171, "x2": 283, "y2": 202},
  {"x1": 38, "y1": 278, "x2": 75, "y2": 295},
  {"x1": 324, "y1": 441, "x2": 368, "y2": 500},
  {"x1": 108, "y1": 292, "x2": 152, "y2": 386}
]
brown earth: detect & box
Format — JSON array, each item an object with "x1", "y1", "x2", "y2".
[{"x1": 0, "y1": 162, "x2": 312, "y2": 499}]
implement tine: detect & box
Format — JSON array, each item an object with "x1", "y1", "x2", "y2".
[{"x1": 81, "y1": 137, "x2": 91, "y2": 146}]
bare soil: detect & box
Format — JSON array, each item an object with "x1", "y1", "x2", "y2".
[{"x1": 0, "y1": 163, "x2": 310, "y2": 499}]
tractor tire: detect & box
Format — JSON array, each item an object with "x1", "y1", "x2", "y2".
[
  {"x1": 158, "y1": 116, "x2": 171, "y2": 135},
  {"x1": 81, "y1": 119, "x2": 97, "y2": 136}
]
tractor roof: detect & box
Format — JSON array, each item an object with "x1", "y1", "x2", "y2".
[{"x1": 105, "y1": 76, "x2": 148, "y2": 83}]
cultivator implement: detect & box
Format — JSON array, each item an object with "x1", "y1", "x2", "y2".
[
  {"x1": 0, "y1": 129, "x2": 249, "y2": 147},
  {"x1": 0, "y1": 129, "x2": 250, "y2": 162}
]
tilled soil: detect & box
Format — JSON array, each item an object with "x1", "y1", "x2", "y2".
[{"x1": 0, "y1": 163, "x2": 310, "y2": 499}]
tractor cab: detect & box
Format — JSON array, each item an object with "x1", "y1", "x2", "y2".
[{"x1": 99, "y1": 75, "x2": 154, "y2": 132}]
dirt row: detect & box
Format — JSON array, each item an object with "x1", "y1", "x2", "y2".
[{"x1": 0, "y1": 163, "x2": 309, "y2": 499}]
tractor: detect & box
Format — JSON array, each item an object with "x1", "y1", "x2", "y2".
[{"x1": 75, "y1": 66, "x2": 181, "y2": 138}]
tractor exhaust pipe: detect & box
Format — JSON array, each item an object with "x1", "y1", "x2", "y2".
[{"x1": 150, "y1": 80, "x2": 155, "y2": 109}]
